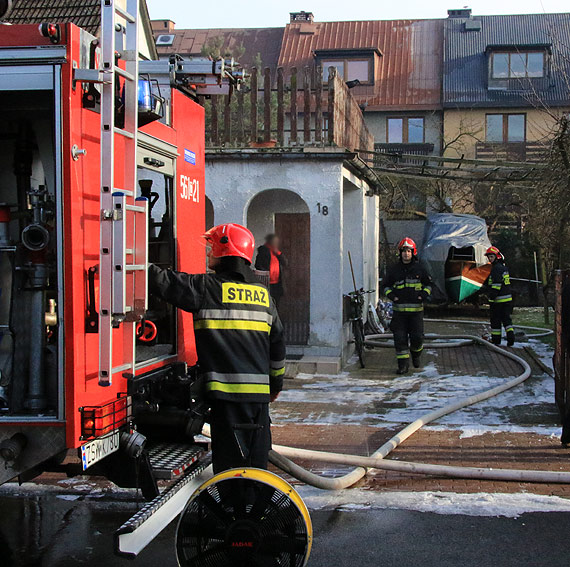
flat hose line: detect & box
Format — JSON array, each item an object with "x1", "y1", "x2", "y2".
[{"x1": 264, "y1": 330, "x2": 568, "y2": 488}]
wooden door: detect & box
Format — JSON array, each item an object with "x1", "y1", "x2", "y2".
[{"x1": 274, "y1": 213, "x2": 310, "y2": 345}]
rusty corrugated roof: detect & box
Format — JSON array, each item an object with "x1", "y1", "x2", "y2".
[
  {"x1": 278, "y1": 19, "x2": 443, "y2": 110},
  {"x1": 3, "y1": 0, "x2": 101, "y2": 35},
  {"x1": 154, "y1": 26, "x2": 284, "y2": 70}
]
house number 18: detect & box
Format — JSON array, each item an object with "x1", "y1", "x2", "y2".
[{"x1": 316, "y1": 203, "x2": 329, "y2": 216}]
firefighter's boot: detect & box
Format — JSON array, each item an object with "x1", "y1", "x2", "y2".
[
  {"x1": 412, "y1": 350, "x2": 422, "y2": 368},
  {"x1": 396, "y1": 358, "x2": 409, "y2": 375},
  {"x1": 506, "y1": 328, "x2": 515, "y2": 347},
  {"x1": 491, "y1": 331, "x2": 501, "y2": 346}
]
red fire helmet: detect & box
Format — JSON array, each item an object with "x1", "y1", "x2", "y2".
[
  {"x1": 398, "y1": 237, "x2": 417, "y2": 255},
  {"x1": 485, "y1": 246, "x2": 503, "y2": 260},
  {"x1": 203, "y1": 223, "x2": 255, "y2": 264}
]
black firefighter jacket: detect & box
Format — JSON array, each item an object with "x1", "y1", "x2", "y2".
[
  {"x1": 148, "y1": 264, "x2": 286, "y2": 403},
  {"x1": 486, "y1": 261, "x2": 512, "y2": 304},
  {"x1": 383, "y1": 259, "x2": 432, "y2": 312}
]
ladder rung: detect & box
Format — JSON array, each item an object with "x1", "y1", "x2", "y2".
[
  {"x1": 113, "y1": 188, "x2": 134, "y2": 197},
  {"x1": 125, "y1": 265, "x2": 145, "y2": 271},
  {"x1": 114, "y1": 128, "x2": 135, "y2": 140},
  {"x1": 125, "y1": 205, "x2": 146, "y2": 213},
  {"x1": 126, "y1": 248, "x2": 134, "y2": 255},
  {"x1": 114, "y1": 66, "x2": 135, "y2": 82},
  {"x1": 115, "y1": 5, "x2": 136, "y2": 23},
  {"x1": 112, "y1": 363, "x2": 131, "y2": 374}
]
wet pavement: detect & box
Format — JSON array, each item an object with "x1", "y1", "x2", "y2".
[{"x1": 2, "y1": 488, "x2": 570, "y2": 566}]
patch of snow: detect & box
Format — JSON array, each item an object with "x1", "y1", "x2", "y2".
[
  {"x1": 424, "y1": 424, "x2": 560, "y2": 439},
  {"x1": 296, "y1": 487, "x2": 570, "y2": 518},
  {"x1": 56, "y1": 494, "x2": 82, "y2": 501},
  {"x1": 275, "y1": 343, "x2": 558, "y2": 429},
  {"x1": 527, "y1": 339, "x2": 554, "y2": 371}
]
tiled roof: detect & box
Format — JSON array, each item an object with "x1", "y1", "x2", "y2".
[
  {"x1": 4, "y1": 0, "x2": 101, "y2": 35},
  {"x1": 278, "y1": 19, "x2": 443, "y2": 110},
  {"x1": 444, "y1": 13, "x2": 570, "y2": 107},
  {"x1": 154, "y1": 27, "x2": 284, "y2": 70}
]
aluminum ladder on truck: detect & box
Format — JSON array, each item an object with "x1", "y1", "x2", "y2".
[{"x1": 99, "y1": 0, "x2": 148, "y2": 387}]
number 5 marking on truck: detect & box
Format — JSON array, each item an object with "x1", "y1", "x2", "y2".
[{"x1": 180, "y1": 175, "x2": 200, "y2": 203}]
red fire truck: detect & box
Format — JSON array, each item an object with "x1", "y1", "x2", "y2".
[{"x1": 0, "y1": 3, "x2": 312, "y2": 564}]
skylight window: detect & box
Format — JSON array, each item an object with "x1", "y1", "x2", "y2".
[{"x1": 156, "y1": 34, "x2": 175, "y2": 46}]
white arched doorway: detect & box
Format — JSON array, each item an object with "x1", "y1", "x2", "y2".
[{"x1": 247, "y1": 189, "x2": 311, "y2": 345}]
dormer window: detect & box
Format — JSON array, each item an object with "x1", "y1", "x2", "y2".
[
  {"x1": 321, "y1": 59, "x2": 370, "y2": 83},
  {"x1": 491, "y1": 51, "x2": 544, "y2": 79},
  {"x1": 486, "y1": 44, "x2": 550, "y2": 90},
  {"x1": 314, "y1": 48, "x2": 381, "y2": 85}
]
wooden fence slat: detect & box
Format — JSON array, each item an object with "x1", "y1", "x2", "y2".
[
  {"x1": 250, "y1": 67, "x2": 258, "y2": 143},
  {"x1": 327, "y1": 67, "x2": 335, "y2": 145},
  {"x1": 236, "y1": 91, "x2": 244, "y2": 145},
  {"x1": 211, "y1": 96, "x2": 219, "y2": 146},
  {"x1": 224, "y1": 95, "x2": 231, "y2": 146},
  {"x1": 277, "y1": 67, "x2": 284, "y2": 146},
  {"x1": 290, "y1": 67, "x2": 297, "y2": 145},
  {"x1": 303, "y1": 66, "x2": 311, "y2": 143},
  {"x1": 264, "y1": 67, "x2": 271, "y2": 143},
  {"x1": 315, "y1": 66, "x2": 322, "y2": 142}
]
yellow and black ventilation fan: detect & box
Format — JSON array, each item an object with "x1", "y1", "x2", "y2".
[{"x1": 176, "y1": 468, "x2": 312, "y2": 567}]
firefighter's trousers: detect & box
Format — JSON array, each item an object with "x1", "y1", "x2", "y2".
[
  {"x1": 209, "y1": 400, "x2": 271, "y2": 474},
  {"x1": 390, "y1": 311, "x2": 424, "y2": 361},
  {"x1": 490, "y1": 302, "x2": 514, "y2": 345}
]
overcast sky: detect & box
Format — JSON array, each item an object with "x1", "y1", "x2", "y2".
[{"x1": 146, "y1": 0, "x2": 568, "y2": 29}]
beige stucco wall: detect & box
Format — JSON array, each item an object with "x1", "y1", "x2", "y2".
[{"x1": 443, "y1": 107, "x2": 569, "y2": 159}]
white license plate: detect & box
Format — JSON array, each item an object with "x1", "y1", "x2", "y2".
[{"x1": 81, "y1": 430, "x2": 120, "y2": 470}]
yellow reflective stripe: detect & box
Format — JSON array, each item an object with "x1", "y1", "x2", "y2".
[
  {"x1": 205, "y1": 381, "x2": 270, "y2": 394},
  {"x1": 493, "y1": 296, "x2": 512, "y2": 303},
  {"x1": 270, "y1": 367, "x2": 285, "y2": 377},
  {"x1": 491, "y1": 285, "x2": 502, "y2": 290},
  {"x1": 393, "y1": 305, "x2": 424, "y2": 312},
  {"x1": 423, "y1": 287, "x2": 432, "y2": 295},
  {"x1": 194, "y1": 319, "x2": 271, "y2": 333},
  {"x1": 396, "y1": 353, "x2": 410, "y2": 359},
  {"x1": 404, "y1": 283, "x2": 422, "y2": 289},
  {"x1": 491, "y1": 330, "x2": 502, "y2": 335}
]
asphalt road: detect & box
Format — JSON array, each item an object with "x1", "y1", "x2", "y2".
[{"x1": 1, "y1": 492, "x2": 570, "y2": 567}]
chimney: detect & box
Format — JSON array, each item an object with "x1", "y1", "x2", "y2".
[
  {"x1": 447, "y1": 8, "x2": 472, "y2": 18},
  {"x1": 290, "y1": 11, "x2": 314, "y2": 23},
  {"x1": 151, "y1": 19, "x2": 175, "y2": 33}
]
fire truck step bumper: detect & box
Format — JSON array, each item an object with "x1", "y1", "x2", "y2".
[
  {"x1": 148, "y1": 442, "x2": 205, "y2": 480},
  {"x1": 115, "y1": 457, "x2": 213, "y2": 558}
]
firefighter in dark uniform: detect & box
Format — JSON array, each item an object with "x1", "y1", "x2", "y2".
[
  {"x1": 383, "y1": 237, "x2": 432, "y2": 374},
  {"x1": 484, "y1": 245, "x2": 515, "y2": 346},
  {"x1": 148, "y1": 223, "x2": 286, "y2": 473}
]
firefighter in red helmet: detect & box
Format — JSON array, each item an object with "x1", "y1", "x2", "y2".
[
  {"x1": 484, "y1": 245, "x2": 515, "y2": 346},
  {"x1": 148, "y1": 223, "x2": 286, "y2": 473},
  {"x1": 383, "y1": 237, "x2": 432, "y2": 374}
]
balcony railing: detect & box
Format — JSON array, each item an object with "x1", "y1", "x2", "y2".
[
  {"x1": 475, "y1": 142, "x2": 548, "y2": 163},
  {"x1": 204, "y1": 66, "x2": 374, "y2": 154}
]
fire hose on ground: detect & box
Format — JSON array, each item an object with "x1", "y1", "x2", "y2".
[{"x1": 205, "y1": 324, "x2": 566, "y2": 488}]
